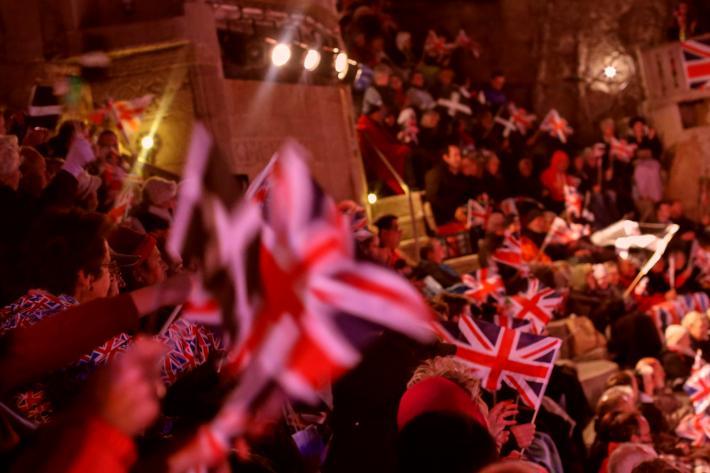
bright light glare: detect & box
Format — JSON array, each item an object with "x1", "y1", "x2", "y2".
[
  {"x1": 603, "y1": 65, "x2": 617, "y2": 79},
  {"x1": 335, "y1": 52, "x2": 349, "y2": 78},
  {"x1": 367, "y1": 193, "x2": 377, "y2": 204},
  {"x1": 304, "y1": 49, "x2": 321, "y2": 71},
  {"x1": 271, "y1": 43, "x2": 292, "y2": 67},
  {"x1": 140, "y1": 135, "x2": 154, "y2": 150}
]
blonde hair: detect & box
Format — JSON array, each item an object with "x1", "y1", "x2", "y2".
[{"x1": 407, "y1": 356, "x2": 481, "y2": 399}]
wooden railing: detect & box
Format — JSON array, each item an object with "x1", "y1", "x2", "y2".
[{"x1": 638, "y1": 33, "x2": 710, "y2": 103}]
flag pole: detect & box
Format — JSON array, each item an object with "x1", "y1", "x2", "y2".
[{"x1": 160, "y1": 304, "x2": 183, "y2": 335}]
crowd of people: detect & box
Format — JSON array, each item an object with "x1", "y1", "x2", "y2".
[{"x1": 0, "y1": 2, "x2": 708, "y2": 473}]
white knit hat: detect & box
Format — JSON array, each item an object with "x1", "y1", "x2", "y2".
[{"x1": 142, "y1": 176, "x2": 177, "y2": 206}]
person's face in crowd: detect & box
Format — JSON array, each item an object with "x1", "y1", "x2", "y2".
[
  {"x1": 671, "y1": 250, "x2": 687, "y2": 270},
  {"x1": 77, "y1": 240, "x2": 113, "y2": 303},
  {"x1": 688, "y1": 316, "x2": 709, "y2": 342},
  {"x1": 370, "y1": 36, "x2": 385, "y2": 56},
  {"x1": 606, "y1": 264, "x2": 620, "y2": 286},
  {"x1": 481, "y1": 112, "x2": 494, "y2": 130},
  {"x1": 370, "y1": 108, "x2": 385, "y2": 124},
  {"x1": 556, "y1": 154, "x2": 569, "y2": 172},
  {"x1": 421, "y1": 110, "x2": 440, "y2": 129},
  {"x1": 139, "y1": 246, "x2": 168, "y2": 287},
  {"x1": 572, "y1": 155, "x2": 585, "y2": 172},
  {"x1": 380, "y1": 220, "x2": 402, "y2": 250},
  {"x1": 657, "y1": 203, "x2": 672, "y2": 223},
  {"x1": 491, "y1": 75, "x2": 505, "y2": 91},
  {"x1": 390, "y1": 75, "x2": 403, "y2": 91},
  {"x1": 671, "y1": 201, "x2": 684, "y2": 219},
  {"x1": 601, "y1": 119, "x2": 615, "y2": 137},
  {"x1": 410, "y1": 72, "x2": 425, "y2": 88},
  {"x1": 461, "y1": 157, "x2": 480, "y2": 177},
  {"x1": 678, "y1": 2, "x2": 689, "y2": 15},
  {"x1": 633, "y1": 121, "x2": 646, "y2": 137},
  {"x1": 527, "y1": 215, "x2": 548, "y2": 234},
  {"x1": 439, "y1": 69, "x2": 454, "y2": 87},
  {"x1": 430, "y1": 239, "x2": 447, "y2": 264},
  {"x1": 385, "y1": 113, "x2": 396, "y2": 128},
  {"x1": 374, "y1": 70, "x2": 390, "y2": 87},
  {"x1": 633, "y1": 416, "x2": 653, "y2": 444},
  {"x1": 486, "y1": 156, "x2": 500, "y2": 176},
  {"x1": 443, "y1": 145, "x2": 462, "y2": 172},
  {"x1": 97, "y1": 131, "x2": 120, "y2": 164},
  {"x1": 518, "y1": 158, "x2": 533, "y2": 177}
]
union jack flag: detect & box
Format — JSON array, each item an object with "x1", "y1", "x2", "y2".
[
  {"x1": 423, "y1": 30, "x2": 452, "y2": 62},
  {"x1": 540, "y1": 109, "x2": 573, "y2": 143},
  {"x1": 89, "y1": 95, "x2": 154, "y2": 135},
  {"x1": 544, "y1": 216, "x2": 588, "y2": 246},
  {"x1": 491, "y1": 231, "x2": 528, "y2": 274},
  {"x1": 455, "y1": 316, "x2": 561, "y2": 409},
  {"x1": 609, "y1": 137, "x2": 637, "y2": 163},
  {"x1": 158, "y1": 319, "x2": 220, "y2": 385},
  {"x1": 494, "y1": 115, "x2": 517, "y2": 138},
  {"x1": 0, "y1": 291, "x2": 72, "y2": 333},
  {"x1": 647, "y1": 300, "x2": 684, "y2": 336},
  {"x1": 681, "y1": 39, "x2": 710, "y2": 89},
  {"x1": 467, "y1": 195, "x2": 492, "y2": 229},
  {"x1": 77, "y1": 333, "x2": 131, "y2": 366},
  {"x1": 170, "y1": 126, "x2": 433, "y2": 436},
  {"x1": 460, "y1": 268, "x2": 505, "y2": 304},
  {"x1": 685, "y1": 364, "x2": 710, "y2": 414},
  {"x1": 505, "y1": 278, "x2": 562, "y2": 334},
  {"x1": 563, "y1": 185, "x2": 593, "y2": 221},
  {"x1": 680, "y1": 292, "x2": 710, "y2": 313},
  {"x1": 676, "y1": 413, "x2": 710, "y2": 446},
  {"x1": 15, "y1": 390, "x2": 53, "y2": 424},
  {"x1": 508, "y1": 103, "x2": 537, "y2": 135}
]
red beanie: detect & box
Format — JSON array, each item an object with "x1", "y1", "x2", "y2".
[{"x1": 397, "y1": 376, "x2": 487, "y2": 430}]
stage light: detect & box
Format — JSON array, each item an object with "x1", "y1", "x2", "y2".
[
  {"x1": 335, "y1": 51, "x2": 349, "y2": 77},
  {"x1": 303, "y1": 49, "x2": 321, "y2": 71},
  {"x1": 603, "y1": 65, "x2": 617, "y2": 79},
  {"x1": 367, "y1": 193, "x2": 377, "y2": 204},
  {"x1": 271, "y1": 43, "x2": 292, "y2": 67},
  {"x1": 140, "y1": 135, "x2": 155, "y2": 150}
]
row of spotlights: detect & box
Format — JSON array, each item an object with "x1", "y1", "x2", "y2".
[{"x1": 269, "y1": 41, "x2": 354, "y2": 79}]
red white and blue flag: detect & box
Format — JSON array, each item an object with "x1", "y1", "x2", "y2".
[
  {"x1": 545, "y1": 216, "x2": 589, "y2": 246},
  {"x1": 685, "y1": 364, "x2": 710, "y2": 414},
  {"x1": 491, "y1": 231, "x2": 528, "y2": 274},
  {"x1": 540, "y1": 109, "x2": 573, "y2": 143},
  {"x1": 681, "y1": 39, "x2": 710, "y2": 89},
  {"x1": 676, "y1": 413, "x2": 710, "y2": 446},
  {"x1": 505, "y1": 278, "x2": 562, "y2": 334},
  {"x1": 610, "y1": 137, "x2": 637, "y2": 163},
  {"x1": 467, "y1": 195, "x2": 492, "y2": 229},
  {"x1": 460, "y1": 268, "x2": 506, "y2": 304},
  {"x1": 455, "y1": 316, "x2": 561, "y2": 409},
  {"x1": 508, "y1": 103, "x2": 537, "y2": 135},
  {"x1": 170, "y1": 126, "x2": 433, "y2": 417}
]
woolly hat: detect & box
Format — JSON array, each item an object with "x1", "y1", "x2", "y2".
[
  {"x1": 397, "y1": 376, "x2": 487, "y2": 430},
  {"x1": 665, "y1": 324, "x2": 689, "y2": 347},
  {"x1": 142, "y1": 176, "x2": 177, "y2": 206}
]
